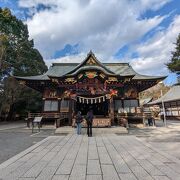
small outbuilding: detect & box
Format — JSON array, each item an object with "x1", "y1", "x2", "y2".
[{"x1": 148, "y1": 85, "x2": 180, "y2": 120}]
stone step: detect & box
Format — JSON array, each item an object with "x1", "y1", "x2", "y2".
[{"x1": 55, "y1": 126, "x2": 128, "y2": 135}]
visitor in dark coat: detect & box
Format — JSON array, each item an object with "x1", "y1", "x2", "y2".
[
  {"x1": 86, "y1": 110, "x2": 94, "y2": 137},
  {"x1": 75, "y1": 111, "x2": 83, "y2": 135}
]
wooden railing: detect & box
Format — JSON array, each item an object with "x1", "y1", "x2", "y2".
[
  {"x1": 27, "y1": 112, "x2": 69, "y2": 128},
  {"x1": 28, "y1": 112, "x2": 61, "y2": 119},
  {"x1": 116, "y1": 112, "x2": 144, "y2": 126}
]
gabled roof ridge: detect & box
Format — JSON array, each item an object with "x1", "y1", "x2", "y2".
[
  {"x1": 103, "y1": 62, "x2": 129, "y2": 65},
  {"x1": 65, "y1": 51, "x2": 115, "y2": 75},
  {"x1": 51, "y1": 62, "x2": 130, "y2": 66},
  {"x1": 52, "y1": 63, "x2": 78, "y2": 66}
]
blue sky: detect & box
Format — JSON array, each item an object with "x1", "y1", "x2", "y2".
[{"x1": 0, "y1": 0, "x2": 180, "y2": 85}]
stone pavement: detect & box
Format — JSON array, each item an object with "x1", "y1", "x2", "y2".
[
  {"x1": 0, "y1": 134, "x2": 180, "y2": 180},
  {"x1": 0, "y1": 121, "x2": 25, "y2": 131},
  {"x1": 129, "y1": 120, "x2": 180, "y2": 160}
]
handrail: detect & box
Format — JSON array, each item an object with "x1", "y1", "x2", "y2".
[{"x1": 28, "y1": 112, "x2": 61, "y2": 119}]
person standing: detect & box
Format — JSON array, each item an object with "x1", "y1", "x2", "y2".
[
  {"x1": 86, "y1": 110, "x2": 94, "y2": 137},
  {"x1": 75, "y1": 111, "x2": 83, "y2": 135}
]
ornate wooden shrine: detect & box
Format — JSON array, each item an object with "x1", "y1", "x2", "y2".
[{"x1": 15, "y1": 51, "x2": 166, "y2": 126}]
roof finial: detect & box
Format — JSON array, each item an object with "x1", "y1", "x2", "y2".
[{"x1": 88, "y1": 50, "x2": 94, "y2": 56}]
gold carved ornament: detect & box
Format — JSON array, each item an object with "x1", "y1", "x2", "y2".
[
  {"x1": 106, "y1": 77, "x2": 118, "y2": 83},
  {"x1": 64, "y1": 77, "x2": 77, "y2": 84},
  {"x1": 99, "y1": 73, "x2": 105, "y2": 79}
]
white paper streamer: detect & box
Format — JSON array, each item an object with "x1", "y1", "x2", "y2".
[
  {"x1": 103, "y1": 96, "x2": 105, "y2": 101},
  {"x1": 77, "y1": 95, "x2": 107, "y2": 104}
]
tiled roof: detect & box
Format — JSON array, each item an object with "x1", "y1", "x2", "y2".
[
  {"x1": 15, "y1": 52, "x2": 166, "y2": 81},
  {"x1": 149, "y1": 85, "x2": 180, "y2": 104}
]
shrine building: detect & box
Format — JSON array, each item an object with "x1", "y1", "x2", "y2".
[{"x1": 15, "y1": 51, "x2": 166, "y2": 126}]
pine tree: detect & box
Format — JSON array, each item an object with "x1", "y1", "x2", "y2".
[{"x1": 167, "y1": 34, "x2": 180, "y2": 76}]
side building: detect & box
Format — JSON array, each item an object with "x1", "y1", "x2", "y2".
[
  {"x1": 149, "y1": 84, "x2": 180, "y2": 120},
  {"x1": 15, "y1": 51, "x2": 166, "y2": 126}
]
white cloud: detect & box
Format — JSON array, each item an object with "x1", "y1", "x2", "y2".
[
  {"x1": 44, "y1": 53, "x2": 85, "y2": 67},
  {"x1": 131, "y1": 15, "x2": 180, "y2": 76},
  {"x1": 138, "y1": 0, "x2": 172, "y2": 11},
  {"x1": 18, "y1": 0, "x2": 169, "y2": 59}
]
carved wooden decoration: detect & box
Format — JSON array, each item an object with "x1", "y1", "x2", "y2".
[
  {"x1": 78, "y1": 74, "x2": 83, "y2": 79},
  {"x1": 65, "y1": 78, "x2": 77, "y2": 84},
  {"x1": 51, "y1": 78, "x2": 59, "y2": 84},
  {"x1": 49, "y1": 91, "x2": 57, "y2": 97},
  {"x1": 106, "y1": 77, "x2": 118, "y2": 83},
  {"x1": 86, "y1": 57, "x2": 97, "y2": 65},
  {"x1": 124, "y1": 87, "x2": 137, "y2": 98},
  {"x1": 124, "y1": 77, "x2": 131, "y2": 82},
  {"x1": 19, "y1": 80, "x2": 26, "y2": 85},
  {"x1": 85, "y1": 72, "x2": 97, "y2": 79},
  {"x1": 44, "y1": 89, "x2": 57, "y2": 98},
  {"x1": 99, "y1": 73, "x2": 105, "y2": 79}
]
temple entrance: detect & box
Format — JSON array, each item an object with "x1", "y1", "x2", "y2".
[{"x1": 76, "y1": 101, "x2": 109, "y2": 117}]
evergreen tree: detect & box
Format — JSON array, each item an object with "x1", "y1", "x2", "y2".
[
  {"x1": 0, "y1": 8, "x2": 47, "y2": 77},
  {"x1": 0, "y1": 8, "x2": 47, "y2": 120},
  {"x1": 167, "y1": 34, "x2": 180, "y2": 78}
]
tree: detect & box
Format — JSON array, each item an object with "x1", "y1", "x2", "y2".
[
  {"x1": 0, "y1": 8, "x2": 47, "y2": 77},
  {"x1": 167, "y1": 34, "x2": 180, "y2": 81},
  {"x1": 0, "y1": 8, "x2": 47, "y2": 120}
]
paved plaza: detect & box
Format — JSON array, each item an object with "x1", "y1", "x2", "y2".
[
  {"x1": 0, "y1": 134, "x2": 180, "y2": 180},
  {"x1": 0, "y1": 122, "x2": 54, "y2": 164}
]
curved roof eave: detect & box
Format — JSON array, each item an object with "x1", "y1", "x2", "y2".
[
  {"x1": 65, "y1": 52, "x2": 115, "y2": 75},
  {"x1": 14, "y1": 74, "x2": 50, "y2": 81},
  {"x1": 49, "y1": 66, "x2": 116, "y2": 78},
  {"x1": 132, "y1": 74, "x2": 167, "y2": 80}
]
